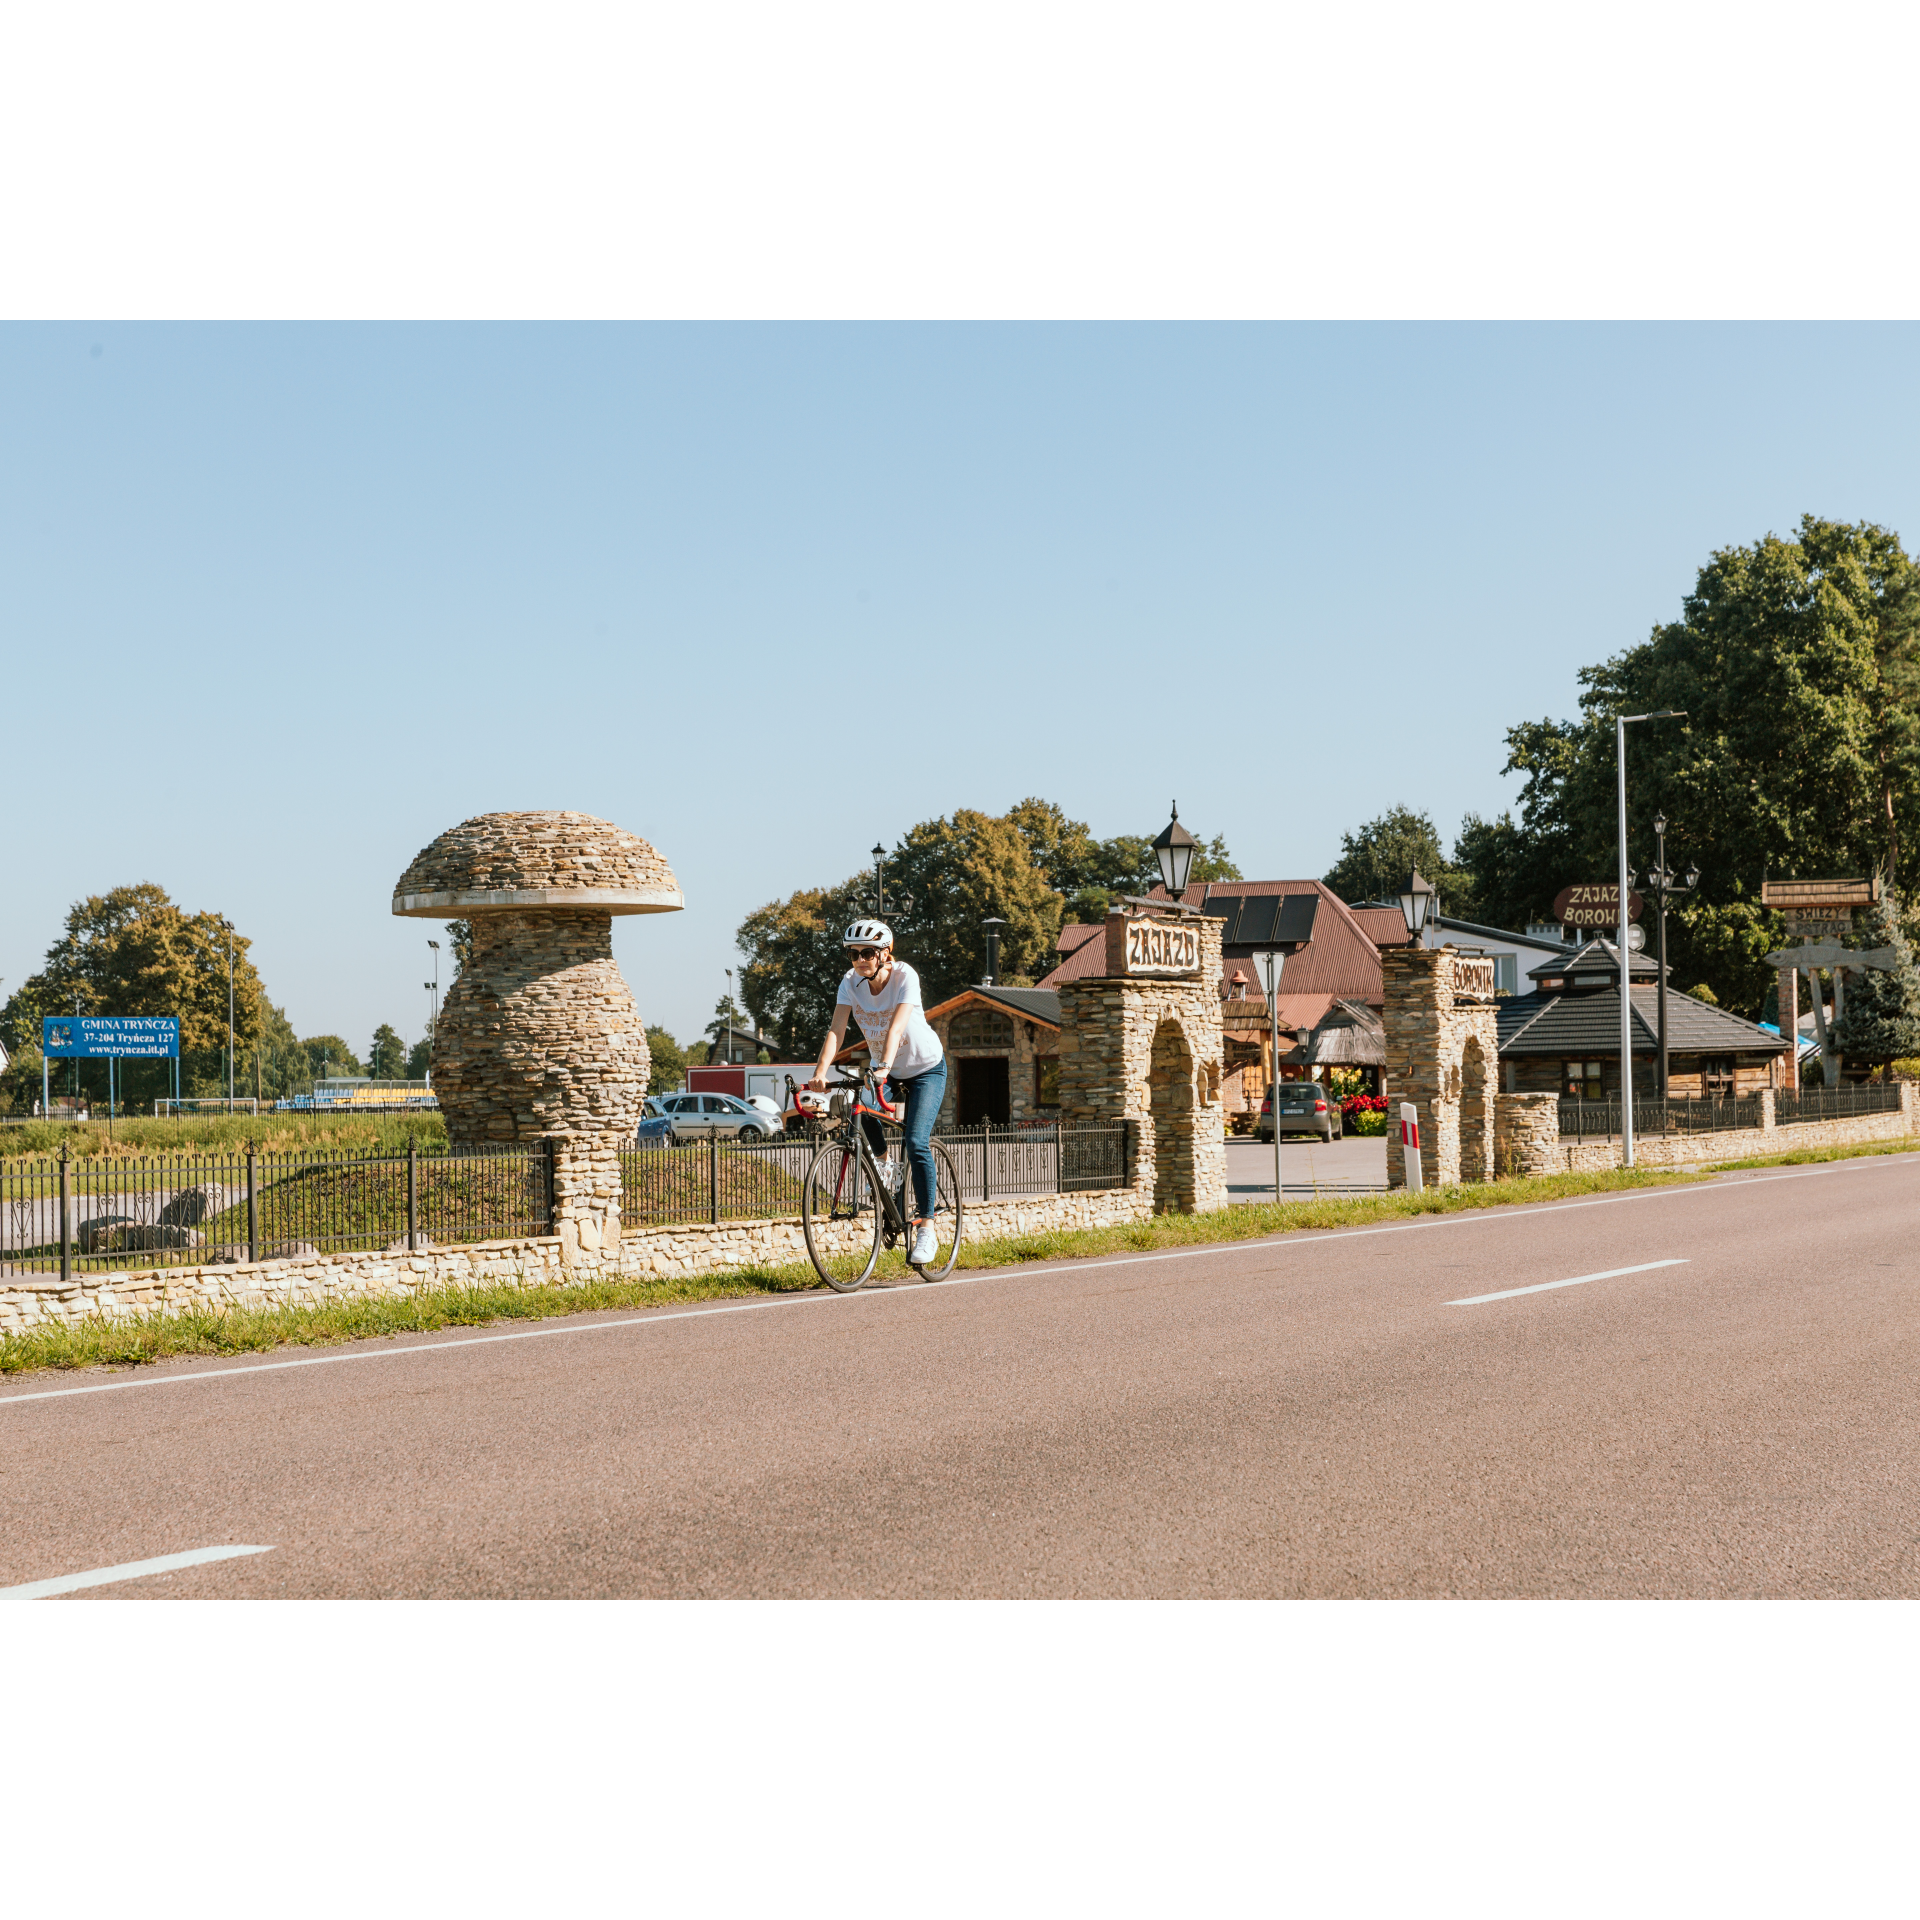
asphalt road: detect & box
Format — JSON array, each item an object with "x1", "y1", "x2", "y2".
[
  {"x1": 1226, "y1": 1133, "x2": 1386, "y2": 1198},
  {"x1": 5, "y1": 1152, "x2": 1919, "y2": 1599}
]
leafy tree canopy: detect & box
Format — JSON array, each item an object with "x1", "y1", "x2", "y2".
[
  {"x1": 1452, "y1": 515, "x2": 1920, "y2": 1015},
  {"x1": 737, "y1": 800, "x2": 1241, "y2": 1057},
  {"x1": 1323, "y1": 806, "x2": 1474, "y2": 917},
  {"x1": 368, "y1": 1024, "x2": 407, "y2": 1079},
  {"x1": 0, "y1": 883, "x2": 267, "y2": 1062},
  {"x1": 644, "y1": 1025, "x2": 686, "y2": 1094}
]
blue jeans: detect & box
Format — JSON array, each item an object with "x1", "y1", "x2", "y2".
[{"x1": 862, "y1": 1058, "x2": 946, "y2": 1220}]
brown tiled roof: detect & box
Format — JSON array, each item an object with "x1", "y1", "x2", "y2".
[{"x1": 1040, "y1": 881, "x2": 1387, "y2": 1006}]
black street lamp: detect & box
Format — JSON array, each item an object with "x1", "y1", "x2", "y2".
[
  {"x1": 867, "y1": 842, "x2": 914, "y2": 923},
  {"x1": 1395, "y1": 871, "x2": 1437, "y2": 947},
  {"x1": 1152, "y1": 803, "x2": 1199, "y2": 900},
  {"x1": 1646, "y1": 814, "x2": 1700, "y2": 1102}
]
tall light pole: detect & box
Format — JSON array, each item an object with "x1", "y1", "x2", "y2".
[
  {"x1": 1253, "y1": 946, "x2": 1285, "y2": 1207},
  {"x1": 223, "y1": 918, "x2": 236, "y2": 1113},
  {"x1": 425, "y1": 939, "x2": 441, "y2": 1083},
  {"x1": 1616, "y1": 710, "x2": 1686, "y2": 1165}
]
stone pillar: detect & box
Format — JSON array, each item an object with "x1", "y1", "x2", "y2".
[
  {"x1": 1494, "y1": 1091, "x2": 1561, "y2": 1179},
  {"x1": 1383, "y1": 946, "x2": 1500, "y2": 1188},
  {"x1": 1056, "y1": 911, "x2": 1226, "y2": 1214},
  {"x1": 433, "y1": 909, "x2": 648, "y2": 1266}
]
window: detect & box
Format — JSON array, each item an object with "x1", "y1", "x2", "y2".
[
  {"x1": 948, "y1": 1009, "x2": 1016, "y2": 1050},
  {"x1": 1494, "y1": 955, "x2": 1518, "y2": 993},
  {"x1": 1563, "y1": 1060, "x2": 1604, "y2": 1097},
  {"x1": 1036, "y1": 1056, "x2": 1060, "y2": 1106}
]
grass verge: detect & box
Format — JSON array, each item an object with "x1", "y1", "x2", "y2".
[
  {"x1": 1, "y1": 1161, "x2": 1711, "y2": 1378},
  {"x1": 1707, "y1": 1133, "x2": 1920, "y2": 1172},
  {"x1": 0, "y1": 1112, "x2": 448, "y2": 1162}
]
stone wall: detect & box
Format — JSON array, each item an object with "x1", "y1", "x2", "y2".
[
  {"x1": 0, "y1": 1183, "x2": 1153, "y2": 1339},
  {"x1": 1382, "y1": 947, "x2": 1499, "y2": 1189},
  {"x1": 1495, "y1": 1082, "x2": 1919, "y2": 1177},
  {"x1": 1056, "y1": 911, "x2": 1226, "y2": 1214}
]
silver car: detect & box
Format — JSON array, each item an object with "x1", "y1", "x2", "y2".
[
  {"x1": 1255, "y1": 1083, "x2": 1342, "y2": 1143},
  {"x1": 652, "y1": 1092, "x2": 781, "y2": 1142}
]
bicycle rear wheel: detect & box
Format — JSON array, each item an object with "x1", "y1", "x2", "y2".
[
  {"x1": 908, "y1": 1137, "x2": 964, "y2": 1279},
  {"x1": 802, "y1": 1136, "x2": 882, "y2": 1291}
]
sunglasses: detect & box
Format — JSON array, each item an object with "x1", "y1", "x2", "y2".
[{"x1": 851, "y1": 947, "x2": 882, "y2": 961}]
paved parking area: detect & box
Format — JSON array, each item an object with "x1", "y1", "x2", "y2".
[{"x1": 1226, "y1": 1134, "x2": 1386, "y2": 1199}]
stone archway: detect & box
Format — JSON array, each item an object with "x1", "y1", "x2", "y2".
[
  {"x1": 1149, "y1": 1018, "x2": 1196, "y2": 1213},
  {"x1": 1460, "y1": 1032, "x2": 1491, "y2": 1182},
  {"x1": 1054, "y1": 907, "x2": 1228, "y2": 1214}
]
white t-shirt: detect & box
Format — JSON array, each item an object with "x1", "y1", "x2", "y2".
[{"x1": 837, "y1": 960, "x2": 944, "y2": 1079}]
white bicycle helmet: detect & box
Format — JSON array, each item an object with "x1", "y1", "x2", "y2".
[{"x1": 842, "y1": 917, "x2": 894, "y2": 948}]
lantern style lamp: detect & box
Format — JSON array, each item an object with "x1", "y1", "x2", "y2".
[
  {"x1": 1396, "y1": 870, "x2": 1437, "y2": 946},
  {"x1": 1153, "y1": 802, "x2": 1199, "y2": 901}
]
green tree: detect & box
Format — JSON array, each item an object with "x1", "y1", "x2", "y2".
[
  {"x1": 644, "y1": 1025, "x2": 686, "y2": 1093},
  {"x1": 0, "y1": 883, "x2": 268, "y2": 1107},
  {"x1": 1833, "y1": 894, "x2": 1920, "y2": 1070},
  {"x1": 368, "y1": 1024, "x2": 407, "y2": 1078},
  {"x1": 405, "y1": 1037, "x2": 433, "y2": 1079},
  {"x1": 301, "y1": 1035, "x2": 363, "y2": 1080},
  {"x1": 1453, "y1": 516, "x2": 1920, "y2": 1014},
  {"x1": 445, "y1": 921, "x2": 473, "y2": 975},
  {"x1": 886, "y1": 808, "x2": 1064, "y2": 1002},
  {"x1": 1008, "y1": 797, "x2": 1238, "y2": 920},
  {"x1": 736, "y1": 876, "x2": 870, "y2": 1060},
  {"x1": 1323, "y1": 806, "x2": 1470, "y2": 913}
]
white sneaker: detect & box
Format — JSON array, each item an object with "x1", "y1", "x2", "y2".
[{"x1": 910, "y1": 1223, "x2": 939, "y2": 1266}]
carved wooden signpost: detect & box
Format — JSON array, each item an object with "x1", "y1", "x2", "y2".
[
  {"x1": 1552, "y1": 883, "x2": 1643, "y2": 929},
  {"x1": 1106, "y1": 914, "x2": 1201, "y2": 976},
  {"x1": 1761, "y1": 879, "x2": 1885, "y2": 1087}
]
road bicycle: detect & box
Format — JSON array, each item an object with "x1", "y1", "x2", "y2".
[{"x1": 799, "y1": 1067, "x2": 962, "y2": 1290}]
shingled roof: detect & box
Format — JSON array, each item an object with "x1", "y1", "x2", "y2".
[{"x1": 1497, "y1": 984, "x2": 1788, "y2": 1058}]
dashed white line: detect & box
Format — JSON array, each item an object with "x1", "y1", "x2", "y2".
[
  {"x1": 0, "y1": 1544, "x2": 274, "y2": 1601},
  {"x1": 1449, "y1": 1259, "x2": 1689, "y2": 1306}
]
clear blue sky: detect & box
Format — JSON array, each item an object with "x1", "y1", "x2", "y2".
[{"x1": 7, "y1": 322, "x2": 1919, "y2": 1057}]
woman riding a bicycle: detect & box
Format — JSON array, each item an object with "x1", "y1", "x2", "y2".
[{"x1": 807, "y1": 918, "x2": 947, "y2": 1269}]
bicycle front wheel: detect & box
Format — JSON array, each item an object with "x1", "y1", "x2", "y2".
[
  {"x1": 801, "y1": 1136, "x2": 881, "y2": 1291},
  {"x1": 909, "y1": 1137, "x2": 964, "y2": 1279}
]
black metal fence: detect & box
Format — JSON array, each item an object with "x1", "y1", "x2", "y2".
[
  {"x1": 1775, "y1": 1083, "x2": 1904, "y2": 1125},
  {"x1": 1558, "y1": 1084, "x2": 1906, "y2": 1138},
  {"x1": 2, "y1": 1121, "x2": 1138, "y2": 1278},
  {"x1": 1558, "y1": 1096, "x2": 1764, "y2": 1139},
  {"x1": 0, "y1": 1142, "x2": 550, "y2": 1279},
  {"x1": 618, "y1": 1121, "x2": 1132, "y2": 1230}
]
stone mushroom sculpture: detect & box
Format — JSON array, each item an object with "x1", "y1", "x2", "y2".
[{"x1": 392, "y1": 811, "x2": 683, "y2": 1260}]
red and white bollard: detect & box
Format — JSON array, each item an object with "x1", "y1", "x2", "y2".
[{"x1": 1400, "y1": 1102, "x2": 1423, "y2": 1192}]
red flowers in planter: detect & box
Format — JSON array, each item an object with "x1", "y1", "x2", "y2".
[{"x1": 1339, "y1": 1094, "x2": 1388, "y2": 1119}]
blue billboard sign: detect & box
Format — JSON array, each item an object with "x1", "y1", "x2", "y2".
[{"x1": 42, "y1": 1016, "x2": 180, "y2": 1059}]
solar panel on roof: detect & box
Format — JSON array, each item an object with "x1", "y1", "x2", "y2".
[{"x1": 1235, "y1": 896, "x2": 1280, "y2": 945}]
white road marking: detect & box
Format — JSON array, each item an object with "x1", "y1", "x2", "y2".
[
  {"x1": 1448, "y1": 1259, "x2": 1689, "y2": 1306},
  {"x1": 0, "y1": 1154, "x2": 1906, "y2": 1410},
  {"x1": 0, "y1": 1543, "x2": 274, "y2": 1601}
]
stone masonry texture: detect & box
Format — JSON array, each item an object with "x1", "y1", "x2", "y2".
[
  {"x1": 0, "y1": 1184, "x2": 1152, "y2": 1337},
  {"x1": 1382, "y1": 946, "x2": 1499, "y2": 1189},
  {"x1": 1056, "y1": 910, "x2": 1226, "y2": 1214},
  {"x1": 393, "y1": 812, "x2": 686, "y2": 1266}
]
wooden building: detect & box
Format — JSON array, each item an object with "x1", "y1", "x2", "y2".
[{"x1": 1495, "y1": 938, "x2": 1791, "y2": 1095}]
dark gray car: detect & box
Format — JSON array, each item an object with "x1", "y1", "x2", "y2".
[{"x1": 1255, "y1": 1083, "x2": 1341, "y2": 1143}]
